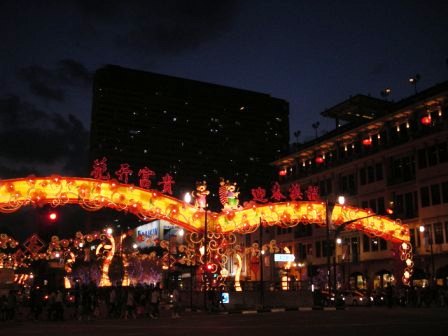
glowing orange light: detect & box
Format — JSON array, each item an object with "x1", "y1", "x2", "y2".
[
  {"x1": 420, "y1": 115, "x2": 431, "y2": 125},
  {"x1": 315, "y1": 156, "x2": 324, "y2": 164},
  {"x1": 362, "y1": 138, "x2": 372, "y2": 146},
  {"x1": 278, "y1": 169, "x2": 287, "y2": 176},
  {"x1": 48, "y1": 212, "x2": 57, "y2": 221}
]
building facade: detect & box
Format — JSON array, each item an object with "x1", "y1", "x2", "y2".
[
  {"x1": 90, "y1": 65, "x2": 289, "y2": 210},
  {"x1": 266, "y1": 81, "x2": 448, "y2": 291}
]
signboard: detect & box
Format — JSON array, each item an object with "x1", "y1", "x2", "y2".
[
  {"x1": 221, "y1": 292, "x2": 229, "y2": 304},
  {"x1": 135, "y1": 221, "x2": 159, "y2": 248},
  {"x1": 274, "y1": 254, "x2": 295, "y2": 262}
]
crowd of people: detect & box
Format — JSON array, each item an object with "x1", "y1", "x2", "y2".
[{"x1": 1, "y1": 282, "x2": 186, "y2": 322}]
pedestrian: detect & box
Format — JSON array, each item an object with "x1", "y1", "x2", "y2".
[
  {"x1": 109, "y1": 286, "x2": 118, "y2": 318},
  {"x1": 124, "y1": 287, "x2": 136, "y2": 320},
  {"x1": 386, "y1": 285, "x2": 394, "y2": 308},
  {"x1": 171, "y1": 287, "x2": 181, "y2": 319},
  {"x1": 149, "y1": 284, "x2": 160, "y2": 319},
  {"x1": 54, "y1": 289, "x2": 64, "y2": 321}
]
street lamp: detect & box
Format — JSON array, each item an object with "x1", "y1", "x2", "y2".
[
  {"x1": 259, "y1": 217, "x2": 264, "y2": 308},
  {"x1": 326, "y1": 196, "x2": 387, "y2": 294},
  {"x1": 185, "y1": 191, "x2": 209, "y2": 309},
  {"x1": 326, "y1": 196, "x2": 345, "y2": 294},
  {"x1": 184, "y1": 192, "x2": 194, "y2": 309},
  {"x1": 419, "y1": 225, "x2": 435, "y2": 285}
]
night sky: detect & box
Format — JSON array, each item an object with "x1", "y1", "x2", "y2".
[{"x1": 1, "y1": 0, "x2": 448, "y2": 178}]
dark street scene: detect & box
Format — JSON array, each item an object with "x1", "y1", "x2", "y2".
[{"x1": 1, "y1": 1, "x2": 448, "y2": 335}]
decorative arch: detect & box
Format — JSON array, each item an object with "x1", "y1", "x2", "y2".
[{"x1": 0, "y1": 176, "x2": 410, "y2": 243}]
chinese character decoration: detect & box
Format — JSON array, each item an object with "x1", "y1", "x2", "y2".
[
  {"x1": 251, "y1": 187, "x2": 268, "y2": 203},
  {"x1": 115, "y1": 163, "x2": 133, "y2": 184},
  {"x1": 138, "y1": 166, "x2": 156, "y2": 189},
  {"x1": 219, "y1": 178, "x2": 240, "y2": 210},
  {"x1": 158, "y1": 173, "x2": 175, "y2": 195},
  {"x1": 23, "y1": 234, "x2": 45, "y2": 259},
  {"x1": 289, "y1": 183, "x2": 303, "y2": 201},
  {"x1": 305, "y1": 185, "x2": 320, "y2": 201},
  {"x1": 90, "y1": 157, "x2": 110, "y2": 180},
  {"x1": 270, "y1": 182, "x2": 286, "y2": 201},
  {"x1": 191, "y1": 181, "x2": 210, "y2": 209}
]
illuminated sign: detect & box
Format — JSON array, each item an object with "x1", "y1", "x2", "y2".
[
  {"x1": 274, "y1": 254, "x2": 295, "y2": 262},
  {"x1": 135, "y1": 221, "x2": 159, "y2": 248},
  {"x1": 221, "y1": 292, "x2": 229, "y2": 304}
]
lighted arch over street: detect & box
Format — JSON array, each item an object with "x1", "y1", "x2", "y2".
[{"x1": 0, "y1": 176, "x2": 409, "y2": 243}]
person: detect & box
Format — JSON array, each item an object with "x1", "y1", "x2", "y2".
[
  {"x1": 29, "y1": 286, "x2": 43, "y2": 321},
  {"x1": 217, "y1": 286, "x2": 227, "y2": 311},
  {"x1": 171, "y1": 287, "x2": 181, "y2": 318},
  {"x1": 108, "y1": 286, "x2": 118, "y2": 318},
  {"x1": 149, "y1": 284, "x2": 160, "y2": 319},
  {"x1": 386, "y1": 285, "x2": 394, "y2": 308},
  {"x1": 6, "y1": 291, "x2": 17, "y2": 321},
  {"x1": 124, "y1": 287, "x2": 136, "y2": 320},
  {"x1": 47, "y1": 291, "x2": 56, "y2": 321},
  {"x1": 54, "y1": 289, "x2": 64, "y2": 321}
]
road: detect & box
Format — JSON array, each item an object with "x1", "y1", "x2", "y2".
[{"x1": 1, "y1": 307, "x2": 448, "y2": 336}]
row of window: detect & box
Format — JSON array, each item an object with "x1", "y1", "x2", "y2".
[
  {"x1": 360, "y1": 197, "x2": 386, "y2": 215},
  {"x1": 418, "y1": 141, "x2": 448, "y2": 169},
  {"x1": 281, "y1": 126, "x2": 448, "y2": 184},
  {"x1": 420, "y1": 181, "x2": 448, "y2": 207},
  {"x1": 410, "y1": 221, "x2": 448, "y2": 248},
  {"x1": 359, "y1": 164, "x2": 383, "y2": 185}
]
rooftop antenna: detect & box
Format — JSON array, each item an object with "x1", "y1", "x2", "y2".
[
  {"x1": 380, "y1": 88, "x2": 392, "y2": 100},
  {"x1": 312, "y1": 122, "x2": 320, "y2": 139},
  {"x1": 293, "y1": 130, "x2": 301, "y2": 145},
  {"x1": 408, "y1": 74, "x2": 420, "y2": 94}
]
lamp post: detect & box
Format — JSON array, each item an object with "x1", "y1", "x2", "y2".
[
  {"x1": 259, "y1": 217, "x2": 264, "y2": 308},
  {"x1": 183, "y1": 193, "x2": 194, "y2": 309},
  {"x1": 419, "y1": 225, "x2": 435, "y2": 285},
  {"x1": 202, "y1": 207, "x2": 209, "y2": 310},
  {"x1": 326, "y1": 196, "x2": 387, "y2": 294},
  {"x1": 326, "y1": 196, "x2": 345, "y2": 294}
]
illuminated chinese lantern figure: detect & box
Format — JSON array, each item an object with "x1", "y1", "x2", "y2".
[{"x1": 191, "y1": 181, "x2": 210, "y2": 209}]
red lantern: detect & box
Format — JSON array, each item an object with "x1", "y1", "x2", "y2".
[
  {"x1": 420, "y1": 115, "x2": 431, "y2": 125},
  {"x1": 362, "y1": 138, "x2": 372, "y2": 146},
  {"x1": 278, "y1": 169, "x2": 287, "y2": 176}
]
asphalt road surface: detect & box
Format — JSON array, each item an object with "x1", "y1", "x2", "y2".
[{"x1": 1, "y1": 307, "x2": 448, "y2": 336}]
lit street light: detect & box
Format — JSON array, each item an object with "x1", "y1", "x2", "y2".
[
  {"x1": 326, "y1": 196, "x2": 386, "y2": 294},
  {"x1": 326, "y1": 196, "x2": 345, "y2": 294}
]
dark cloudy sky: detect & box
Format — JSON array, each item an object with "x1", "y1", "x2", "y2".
[{"x1": 1, "y1": 0, "x2": 448, "y2": 178}]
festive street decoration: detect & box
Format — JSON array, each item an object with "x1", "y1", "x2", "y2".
[
  {"x1": 0, "y1": 176, "x2": 410, "y2": 243},
  {"x1": 158, "y1": 173, "x2": 175, "y2": 195},
  {"x1": 251, "y1": 187, "x2": 268, "y2": 203},
  {"x1": 90, "y1": 157, "x2": 110, "y2": 180},
  {"x1": 219, "y1": 179, "x2": 240, "y2": 210},
  {"x1": 115, "y1": 163, "x2": 133, "y2": 184},
  {"x1": 191, "y1": 181, "x2": 209, "y2": 209},
  {"x1": 138, "y1": 166, "x2": 156, "y2": 189},
  {"x1": 271, "y1": 182, "x2": 286, "y2": 201}
]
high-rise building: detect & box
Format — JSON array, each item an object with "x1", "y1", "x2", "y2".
[
  {"x1": 267, "y1": 80, "x2": 448, "y2": 291},
  {"x1": 89, "y1": 65, "x2": 289, "y2": 209}
]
